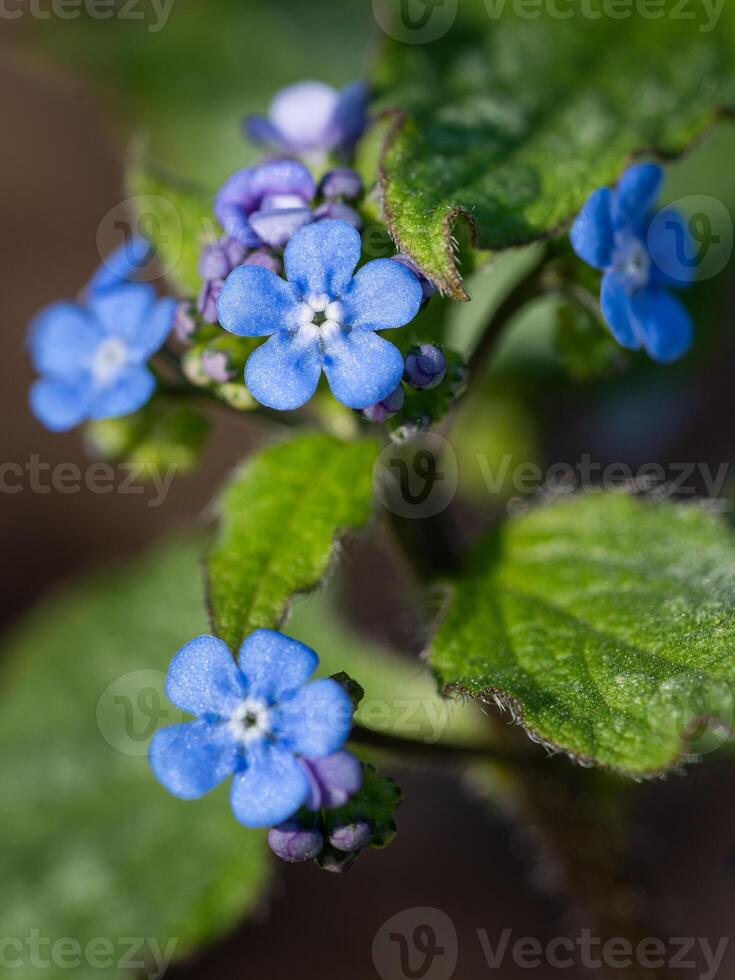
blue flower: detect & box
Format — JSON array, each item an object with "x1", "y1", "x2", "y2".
[
  {"x1": 149, "y1": 629, "x2": 355, "y2": 828},
  {"x1": 217, "y1": 220, "x2": 423, "y2": 411},
  {"x1": 245, "y1": 80, "x2": 368, "y2": 159},
  {"x1": 214, "y1": 159, "x2": 316, "y2": 250},
  {"x1": 570, "y1": 163, "x2": 694, "y2": 363},
  {"x1": 28, "y1": 238, "x2": 175, "y2": 432}
]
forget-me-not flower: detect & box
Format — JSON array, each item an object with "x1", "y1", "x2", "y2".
[
  {"x1": 28, "y1": 238, "x2": 175, "y2": 432},
  {"x1": 245, "y1": 80, "x2": 368, "y2": 159},
  {"x1": 217, "y1": 220, "x2": 423, "y2": 411},
  {"x1": 570, "y1": 163, "x2": 693, "y2": 363},
  {"x1": 149, "y1": 629, "x2": 355, "y2": 828}
]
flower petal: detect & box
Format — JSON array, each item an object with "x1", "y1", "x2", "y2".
[
  {"x1": 29, "y1": 377, "x2": 91, "y2": 432},
  {"x1": 28, "y1": 302, "x2": 99, "y2": 378},
  {"x1": 247, "y1": 207, "x2": 314, "y2": 250},
  {"x1": 647, "y1": 207, "x2": 696, "y2": 289},
  {"x1": 217, "y1": 265, "x2": 301, "y2": 338},
  {"x1": 323, "y1": 328, "x2": 404, "y2": 409},
  {"x1": 237, "y1": 629, "x2": 318, "y2": 703},
  {"x1": 87, "y1": 364, "x2": 156, "y2": 419},
  {"x1": 332, "y1": 81, "x2": 369, "y2": 152},
  {"x1": 569, "y1": 188, "x2": 614, "y2": 270},
  {"x1": 230, "y1": 743, "x2": 309, "y2": 828},
  {"x1": 165, "y1": 634, "x2": 245, "y2": 717},
  {"x1": 243, "y1": 115, "x2": 283, "y2": 149},
  {"x1": 600, "y1": 271, "x2": 642, "y2": 351},
  {"x1": 629, "y1": 287, "x2": 693, "y2": 363},
  {"x1": 340, "y1": 258, "x2": 423, "y2": 330},
  {"x1": 300, "y1": 751, "x2": 363, "y2": 810},
  {"x1": 88, "y1": 283, "x2": 157, "y2": 344},
  {"x1": 128, "y1": 297, "x2": 176, "y2": 359},
  {"x1": 149, "y1": 720, "x2": 238, "y2": 799},
  {"x1": 245, "y1": 331, "x2": 322, "y2": 410},
  {"x1": 87, "y1": 236, "x2": 155, "y2": 296},
  {"x1": 215, "y1": 162, "x2": 316, "y2": 246},
  {"x1": 269, "y1": 81, "x2": 339, "y2": 153},
  {"x1": 275, "y1": 678, "x2": 353, "y2": 758},
  {"x1": 284, "y1": 220, "x2": 361, "y2": 299},
  {"x1": 613, "y1": 163, "x2": 663, "y2": 230}
]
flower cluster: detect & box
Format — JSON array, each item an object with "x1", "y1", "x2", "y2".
[
  {"x1": 28, "y1": 237, "x2": 175, "y2": 432},
  {"x1": 149, "y1": 629, "x2": 359, "y2": 828},
  {"x1": 571, "y1": 163, "x2": 694, "y2": 363}
]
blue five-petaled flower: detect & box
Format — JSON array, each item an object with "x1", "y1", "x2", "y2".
[
  {"x1": 28, "y1": 237, "x2": 175, "y2": 432},
  {"x1": 570, "y1": 163, "x2": 694, "y2": 363},
  {"x1": 149, "y1": 629, "x2": 355, "y2": 828},
  {"x1": 217, "y1": 220, "x2": 423, "y2": 410}
]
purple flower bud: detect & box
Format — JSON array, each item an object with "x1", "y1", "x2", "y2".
[
  {"x1": 391, "y1": 254, "x2": 436, "y2": 307},
  {"x1": 268, "y1": 820, "x2": 324, "y2": 863},
  {"x1": 300, "y1": 751, "x2": 363, "y2": 810},
  {"x1": 313, "y1": 201, "x2": 362, "y2": 231},
  {"x1": 361, "y1": 384, "x2": 405, "y2": 424},
  {"x1": 173, "y1": 301, "x2": 197, "y2": 344},
  {"x1": 197, "y1": 279, "x2": 223, "y2": 324},
  {"x1": 198, "y1": 237, "x2": 248, "y2": 281},
  {"x1": 404, "y1": 344, "x2": 447, "y2": 390},
  {"x1": 248, "y1": 207, "x2": 314, "y2": 250},
  {"x1": 318, "y1": 848, "x2": 359, "y2": 874},
  {"x1": 329, "y1": 821, "x2": 372, "y2": 852},
  {"x1": 201, "y1": 349, "x2": 233, "y2": 384},
  {"x1": 243, "y1": 249, "x2": 283, "y2": 275},
  {"x1": 318, "y1": 168, "x2": 363, "y2": 201}
]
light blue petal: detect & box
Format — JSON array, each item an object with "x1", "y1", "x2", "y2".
[
  {"x1": 569, "y1": 188, "x2": 614, "y2": 270},
  {"x1": 613, "y1": 163, "x2": 663, "y2": 230},
  {"x1": 28, "y1": 302, "x2": 99, "y2": 378},
  {"x1": 230, "y1": 743, "x2": 309, "y2": 827},
  {"x1": 149, "y1": 720, "x2": 238, "y2": 799},
  {"x1": 332, "y1": 81, "x2": 369, "y2": 150},
  {"x1": 87, "y1": 364, "x2": 156, "y2": 419},
  {"x1": 29, "y1": 377, "x2": 91, "y2": 432},
  {"x1": 269, "y1": 81, "x2": 339, "y2": 153},
  {"x1": 341, "y1": 258, "x2": 423, "y2": 330},
  {"x1": 165, "y1": 634, "x2": 245, "y2": 717},
  {"x1": 245, "y1": 332, "x2": 322, "y2": 410},
  {"x1": 629, "y1": 287, "x2": 693, "y2": 363},
  {"x1": 87, "y1": 236, "x2": 155, "y2": 296},
  {"x1": 128, "y1": 297, "x2": 176, "y2": 359},
  {"x1": 600, "y1": 271, "x2": 642, "y2": 351},
  {"x1": 647, "y1": 207, "x2": 696, "y2": 289},
  {"x1": 243, "y1": 115, "x2": 283, "y2": 149},
  {"x1": 323, "y1": 328, "x2": 404, "y2": 409},
  {"x1": 88, "y1": 283, "x2": 157, "y2": 344},
  {"x1": 217, "y1": 265, "x2": 301, "y2": 338},
  {"x1": 237, "y1": 629, "x2": 318, "y2": 703},
  {"x1": 284, "y1": 220, "x2": 361, "y2": 299},
  {"x1": 275, "y1": 678, "x2": 353, "y2": 758},
  {"x1": 247, "y1": 207, "x2": 314, "y2": 250}
]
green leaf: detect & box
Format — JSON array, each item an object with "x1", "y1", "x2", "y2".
[
  {"x1": 0, "y1": 539, "x2": 268, "y2": 980},
  {"x1": 206, "y1": 433, "x2": 379, "y2": 650},
  {"x1": 431, "y1": 493, "x2": 735, "y2": 775},
  {"x1": 322, "y1": 764, "x2": 402, "y2": 850},
  {"x1": 373, "y1": 2, "x2": 735, "y2": 297},
  {"x1": 128, "y1": 165, "x2": 214, "y2": 297}
]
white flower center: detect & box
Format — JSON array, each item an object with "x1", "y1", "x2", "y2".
[
  {"x1": 295, "y1": 295, "x2": 345, "y2": 346},
  {"x1": 227, "y1": 698, "x2": 271, "y2": 745},
  {"x1": 91, "y1": 336, "x2": 129, "y2": 384},
  {"x1": 612, "y1": 233, "x2": 651, "y2": 292}
]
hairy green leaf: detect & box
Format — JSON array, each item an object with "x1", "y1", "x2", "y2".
[
  {"x1": 0, "y1": 539, "x2": 268, "y2": 980},
  {"x1": 206, "y1": 433, "x2": 378, "y2": 650},
  {"x1": 373, "y1": 1, "x2": 735, "y2": 297},
  {"x1": 431, "y1": 493, "x2": 735, "y2": 774}
]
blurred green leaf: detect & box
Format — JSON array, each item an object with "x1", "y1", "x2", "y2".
[
  {"x1": 206, "y1": 433, "x2": 379, "y2": 651},
  {"x1": 373, "y1": 1, "x2": 735, "y2": 296},
  {"x1": 554, "y1": 300, "x2": 622, "y2": 381},
  {"x1": 0, "y1": 539, "x2": 268, "y2": 980},
  {"x1": 431, "y1": 493, "x2": 735, "y2": 774}
]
